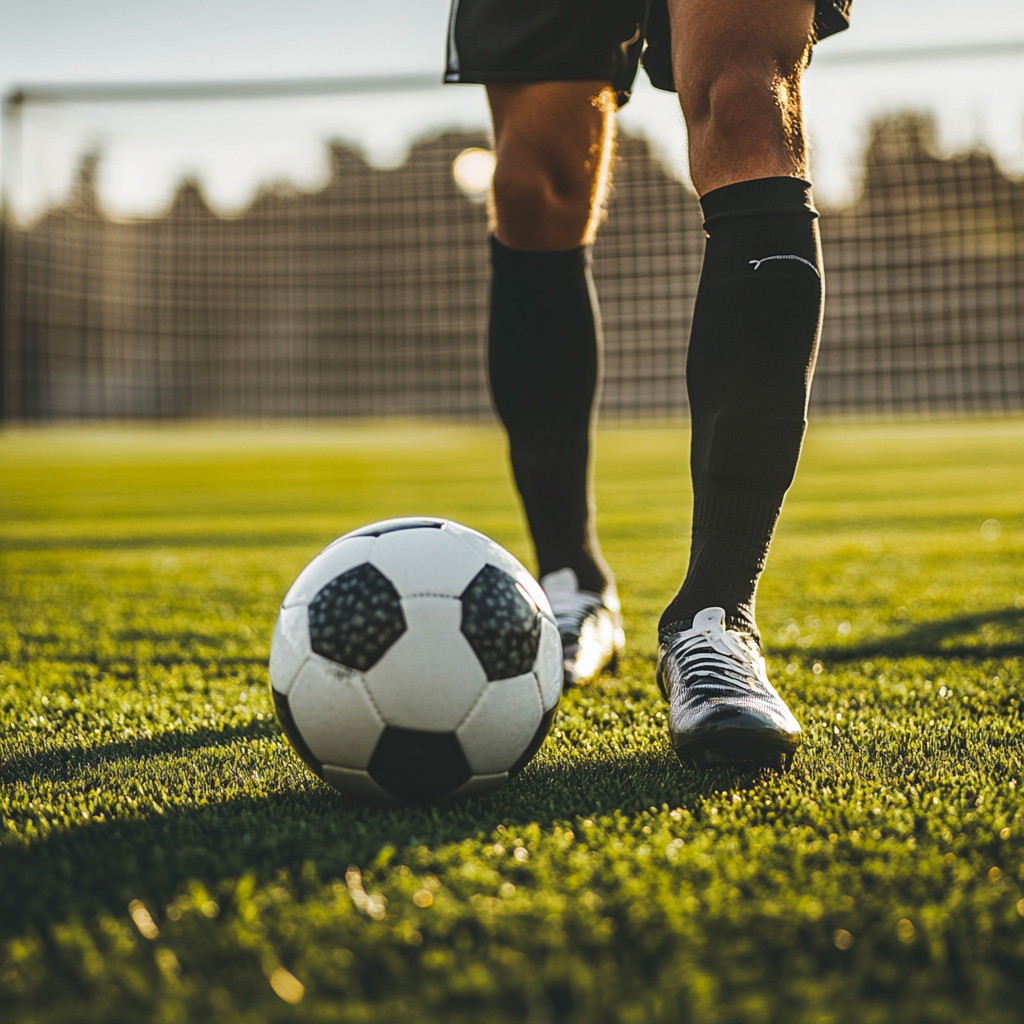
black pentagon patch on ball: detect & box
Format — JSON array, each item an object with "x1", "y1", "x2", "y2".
[
  {"x1": 308, "y1": 563, "x2": 406, "y2": 671},
  {"x1": 368, "y1": 727, "x2": 471, "y2": 803},
  {"x1": 459, "y1": 564, "x2": 541, "y2": 681}
]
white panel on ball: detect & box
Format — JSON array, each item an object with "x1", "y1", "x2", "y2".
[
  {"x1": 369, "y1": 528, "x2": 485, "y2": 598},
  {"x1": 288, "y1": 659, "x2": 385, "y2": 769},
  {"x1": 363, "y1": 596, "x2": 487, "y2": 730},
  {"x1": 534, "y1": 617, "x2": 564, "y2": 712},
  {"x1": 321, "y1": 765, "x2": 400, "y2": 806},
  {"x1": 269, "y1": 604, "x2": 312, "y2": 695},
  {"x1": 456, "y1": 672, "x2": 543, "y2": 774},
  {"x1": 443, "y1": 522, "x2": 555, "y2": 623},
  {"x1": 445, "y1": 773, "x2": 509, "y2": 802},
  {"x1": 442, "y1": 521, "x2": 524, "y2": 577},
  {"x1": 281, "y1": 536, "x2": 377, "y2": 608}
]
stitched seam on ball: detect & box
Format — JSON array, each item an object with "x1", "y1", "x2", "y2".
[
  {"x1": 529, "y1": 670, "x2": 546, "y2": 712},
  {"x1": 454, "y1": 682, "x2": 491, "y2": 732},
  {"x1": 356, "y1": 677, "x2": 388, "y2": 727},
  {"x1": 271, "y1": 654, "x2": 310, "y2": 696},
  {"x1": 401, "y1": 592, "x2": 462, "y2": 600}
]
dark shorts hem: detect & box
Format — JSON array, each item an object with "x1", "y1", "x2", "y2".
[
  {"x1": 445, "y1": 0, "x2": 851, "y2": 105},
  {"x1": 446, "y1": 68, "x2": 619, "y2": 85}
]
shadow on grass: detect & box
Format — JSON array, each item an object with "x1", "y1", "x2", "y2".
[
  {"x1": 781, "y1": 606, "x2": 1024, "y2": 662},
  {"x1": 0, "y1": 533, "x2": 328, "y2": 552},
  {"x1": 0, "y1": 721, "x2": 279, "y2": 786},
  {"x1": 0, "y1": 735, "x2": 768, "y2": 940}
]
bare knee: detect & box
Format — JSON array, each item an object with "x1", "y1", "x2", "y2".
[
  {"x1": 486, "y1": 80, "x2": 615, "y2": 250},
  {"x1": 491, "y1": 153, "x2": 594, "y2": 250},
  {"x1": 686, "y1": 61, "x2": 802, "y2": 150},
  {"x1": 670, "y1": 0, "x2": 814, "y2": 194},
  {"x1": 681, "y1": 59, "x2": 809, "y2": 194}
]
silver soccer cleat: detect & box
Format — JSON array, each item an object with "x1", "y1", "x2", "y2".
[
  {"x1": 657, "y1": 606, "x2": 801, "y2": 771},
  {"x1": 541, "y1": 568, "x2": 625, "y2": 687}
]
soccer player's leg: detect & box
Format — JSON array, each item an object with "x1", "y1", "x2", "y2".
[
  {"x1": 486, "y1": 81, "x2": 624, "y2": 685},
  {"x1": 656, "y1": 0, "x2": 824, "y2": 770}
]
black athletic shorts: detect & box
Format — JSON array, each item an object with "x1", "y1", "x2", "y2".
[{"x1": 445, "y1": 0, "x2": 852, "y2": 106}]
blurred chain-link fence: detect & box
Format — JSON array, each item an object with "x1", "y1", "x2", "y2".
[{"x1": 3, "y1": 77, "x2": 1024, "y2": 420}]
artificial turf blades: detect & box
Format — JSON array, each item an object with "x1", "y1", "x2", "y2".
[{"x1": 1, "y1": 419, "x2": 1023, "y2": 1023}]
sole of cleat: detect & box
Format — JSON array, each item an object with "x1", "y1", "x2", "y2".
[{"x1": 677, "y1": 743, "x2": 795, "y2": 773}]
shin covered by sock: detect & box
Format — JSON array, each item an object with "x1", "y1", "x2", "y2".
[
  {"x1": 660, "y1": 177, "x2": 824, "y2": 638},
  {"x1": 488, "y1": 237, "x2": 609, "y2": 594}
]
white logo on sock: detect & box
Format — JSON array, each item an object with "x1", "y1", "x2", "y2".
[{"x1": 749, "y1": 255, "x2": 819, "y2": 276}]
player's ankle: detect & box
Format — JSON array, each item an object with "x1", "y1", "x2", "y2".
[{"x1": 659, "y1": 596, "x2": 758, "y2": 639}]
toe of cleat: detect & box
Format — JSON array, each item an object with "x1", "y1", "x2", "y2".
[{"x1": 673, "y1": 714, "x2": 801, "y2": 772}]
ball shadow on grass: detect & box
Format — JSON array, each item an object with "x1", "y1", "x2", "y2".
[{"x1": 0, "y1": 733, "x2": 776, "y2": 942}]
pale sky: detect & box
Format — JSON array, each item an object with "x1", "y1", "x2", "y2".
[{"x1": 3, "y1": 1, "x2": 1024, "y2": 217}]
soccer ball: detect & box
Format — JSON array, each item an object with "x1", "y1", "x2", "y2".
[{"x1": 269, "y1": 517, "x2": 563, "y2": 804}]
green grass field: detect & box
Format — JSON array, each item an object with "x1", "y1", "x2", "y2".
[{"x1": 2, "y1": 419, "x2": 1023, "y2": 1023}]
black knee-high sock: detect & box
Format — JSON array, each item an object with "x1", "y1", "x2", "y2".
[
  {"x1": 660, "y1": 177, "x2": 824, "y2": 638},
  {"x1": 488, "y1": 237, "x2": 609, "y2": 594}
]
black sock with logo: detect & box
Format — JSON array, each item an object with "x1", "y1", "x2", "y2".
[
  {"x1": 488, "y1": 237, "x2": 609, "y2": 593},
  {"x1": 659, "y1": 177, "x2": 823, "y2": 638}
]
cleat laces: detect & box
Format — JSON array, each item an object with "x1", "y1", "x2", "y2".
[
  {"x1": 659, "y1": 608, "x2": 770, "y2": 701},
  {"x1": 541, "y1": 568, "x2": 617, "y2": 638},
  {"x1": 548, "y1": 588, "x2": 605, "y2": 639}
]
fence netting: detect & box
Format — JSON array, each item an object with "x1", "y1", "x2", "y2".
[{"x1": 3, "y1": 100, "x2": 1024, "y2": 420}]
